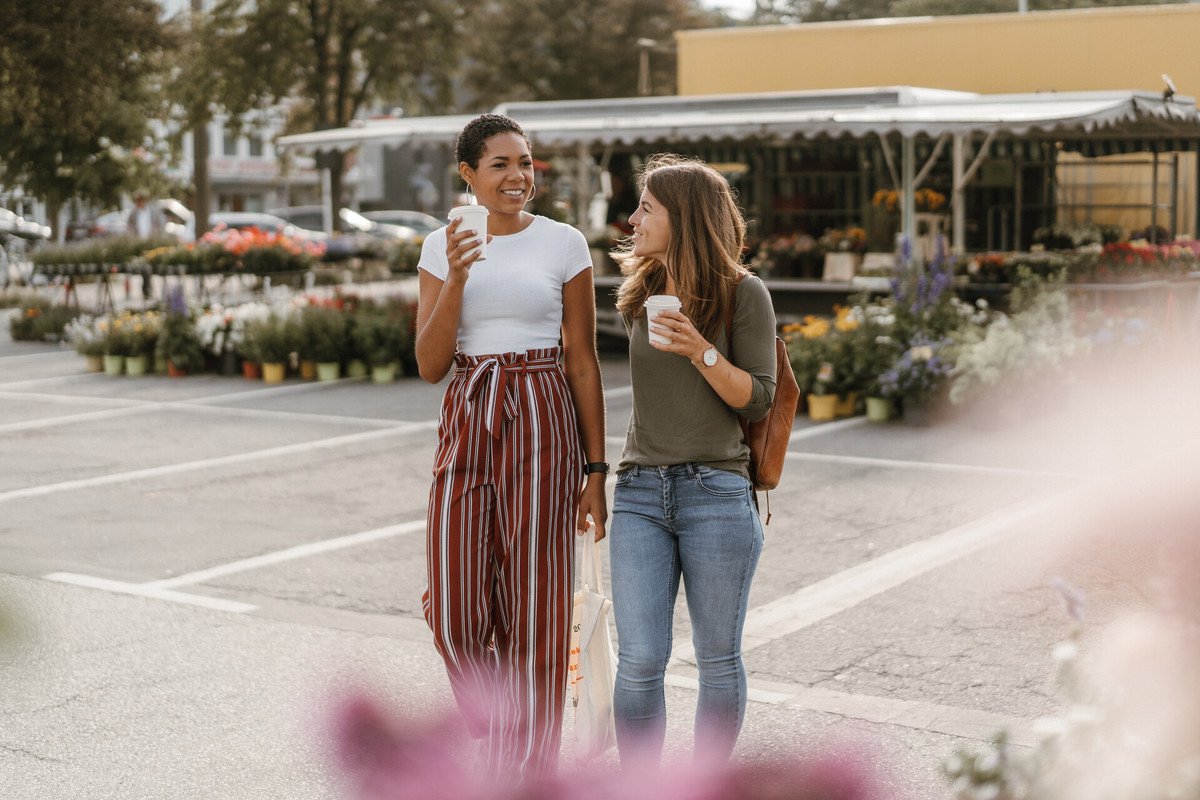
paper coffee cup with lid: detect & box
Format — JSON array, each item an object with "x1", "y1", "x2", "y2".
[
  {"x1": 643, "y1": 295, "x2": 682, "y2": 345},
  {"x1": 447, "y1": 204, "x2": 489, "y2": 261}
]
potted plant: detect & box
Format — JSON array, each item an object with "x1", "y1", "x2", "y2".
[
  {"x1": 156, "y1": 309, "x2": 204, "y2": 377},
  {"x1": 124, "y1": 312, "x2": 159, "y2": 377},
  {"x1": 64, "y1": 314, "x2": 107, "y2": 372},
  {"x1": 242, "y1": 311, "x2": 295, "y2": 383},
  {"x1": 352, "y1": 310, "x2": 409, "y2": 384},
  {"x1": 99, "y1": 315, "x2": 131, "y2": 375},
  {"x1": 298, "y1": 305, "x2": 348, "y2": 381},
  {"x1": 784, "y1": 315, "x2": 838, "y2": 421},
  {"x1": 878, "y1": 333, "x2": 954, "y2": 426}
]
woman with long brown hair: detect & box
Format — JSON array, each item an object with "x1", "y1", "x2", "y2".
[{"x1": 609, "y1": 154, "x2": 778, "y2": 768}]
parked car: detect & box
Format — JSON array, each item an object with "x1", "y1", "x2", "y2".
[
  {"x1": 67, "y1": 199, "x2": 194, "y2": 242},
  {"x1": 206, "y1": 211, "x2": 328, "y2": 246},
  {"x1": 0, "y1": 207, "x2": 52, "y2": 243},
  {"x1": 362, "y1": 209, "x2": 442, "y2": 239},
  {"x1": 268, "y1": 205, "x2": 417, "y2": 254}
]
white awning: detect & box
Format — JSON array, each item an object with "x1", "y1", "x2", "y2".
[{"x1": 275, "y1": 86, "x2": 1200, "y2": 153}]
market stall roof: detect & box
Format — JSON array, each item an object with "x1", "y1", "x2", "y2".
[{"x1": 275, "y1": 86, "x2": 1200, "y2": 153}]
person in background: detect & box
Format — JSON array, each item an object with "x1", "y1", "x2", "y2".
[
  {"x1": 608, "y1": 154, "x2": 778, "y2": 769},
  {"x1": 127, "y1": 190, "x2": 166, "y2": 299},
  {"x1": 414, "y1": 113, "x2": 608, "y2": 782}
]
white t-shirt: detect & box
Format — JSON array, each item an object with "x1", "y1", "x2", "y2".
[{"x1": 418, "y1": 215, "x2": 592, "y2": 356}]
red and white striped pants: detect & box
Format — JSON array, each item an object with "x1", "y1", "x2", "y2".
[{"x1": 422, "y1": 347, "x2": 583, "y2": 779}]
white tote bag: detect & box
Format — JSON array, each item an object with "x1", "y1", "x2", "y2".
[{"x1": 568, "y1": 535, "x2": 618, "y2": 759}]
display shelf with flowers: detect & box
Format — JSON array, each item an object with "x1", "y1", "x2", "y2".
[
  {"x1": 748, "y1": 232, "x2": 821, "y2": 279},
  {"x1": 818, "y1": 227, "x2": 868, "y2": 282},
  {"x1": 31, "y1": 234, "x2": 177, "y2": 277},
  {"x1": 144, "y1": 224, "x2": 327, "y2": 277},
  {"x1": 1072, "y1": 239, "x2": 1199, "y2": 283}
]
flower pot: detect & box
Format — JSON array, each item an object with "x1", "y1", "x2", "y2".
[
  {"x1": 315, "y1": 362, "x2": 340, "y2": 382},
  {"x1": 220, "y1": 349, "x2": 240, "y2": 376},
  {"x1": 125, "y1": 355, "x2": 149, "y2": 377},
  {"x1": 346, "y1": 359, "x2": 368, "y2": 378},
  {"x1": 103, "y1": 355, "x2": 125, "y2": 376},
  {"x1": 807, "y1": 393, "x2": 837, "y2": 421},
  {"x1": 85, "y1": 354, "x2": 104, "y2": 373},
  {"x1": 834, "y1": 391, "x2": 858, "y2": 417},
  {"x1": 262, "y1": 362, "x2": 286, "y2": 384},
  {"x1": 242, "y1": 360, "x2": 261, "y2": 380},
  {"x1": 865, "y1": 396, "x2": 892, "y2": 423},
  {"x1": 370, "y1": 363, "x2": 397, "y2": 384},
  {"x1": 167, "y1": 362, "x2": 188, "y2": 378},
  {"x1": 300, "y1": 360, "x2": 316, "y2": 380}
]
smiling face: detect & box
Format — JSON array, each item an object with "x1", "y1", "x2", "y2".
[
  {"x1": 459, "y1": 131, "x2": 534, "y2": 223},
  {"x1": 628, "y1": 188, "x2": 671, "y2": 264}
]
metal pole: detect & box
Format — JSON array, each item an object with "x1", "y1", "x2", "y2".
[
  {"x1": 191, "y1": 0, "x2": 210, "y2": 238},
  {"x1": 902, "y1": 136, "x2": 916, "y2": 265}
]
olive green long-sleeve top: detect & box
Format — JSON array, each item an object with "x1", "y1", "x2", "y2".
[{"x1": 618, "y1": 275, "x2": 778, "y2": 480}]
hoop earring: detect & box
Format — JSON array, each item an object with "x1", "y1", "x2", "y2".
[
  {"x1": 466, "y1": 184, "x2": 476, "y2": 203},
  {"x1": 529, "y1": 184, "x2": 537, "y2": 201}
]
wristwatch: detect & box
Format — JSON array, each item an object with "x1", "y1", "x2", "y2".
[
  {"x1": 584, "y1": 461, "x2": 610, "y2": 475},
  {"x1": 698, "y1": 347, "x2": 719, "y2": 368}
]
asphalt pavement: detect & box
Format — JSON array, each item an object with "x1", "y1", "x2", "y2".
[{"x1": 2, "y1": 284, "x2": 1198, "y2": 799}]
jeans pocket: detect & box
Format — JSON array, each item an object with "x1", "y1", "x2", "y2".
[
  {"x1": 615, "y1": 469, "x2": 634, "y2": 489},
  {"x1": 693, "y1": 466, "x2": 751, "y2": 498}
]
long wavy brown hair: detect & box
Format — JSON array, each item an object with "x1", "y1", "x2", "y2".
[{"x1": 614, "y1": 154, "x2": 749, "y2": 342}]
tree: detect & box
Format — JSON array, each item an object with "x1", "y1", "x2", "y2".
[
  {"x1": 460, "y1": 0, "x2": 716, "y2": 106},
  {"x1": 193, "y1": 0, "x2": 462, "y2": 211},
  {"x1": 0, "y1": 0, "x2": 170, "y2": 237}
]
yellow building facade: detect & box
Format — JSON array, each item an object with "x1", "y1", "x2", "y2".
[
  {"x1": 676, "y1": 4, "x2": 1200, "y2": 242},
  {"x1": 677, "y1": 4, "x2": 1200, "y2": 97}
]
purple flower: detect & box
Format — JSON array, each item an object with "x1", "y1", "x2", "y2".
[{"x1": 165, "y1": 285, "x2": 189, "y2": 317}]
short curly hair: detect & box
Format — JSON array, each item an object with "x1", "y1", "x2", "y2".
[{"x1": 455, "y1": 114, "x2": 531, "y2": 168}]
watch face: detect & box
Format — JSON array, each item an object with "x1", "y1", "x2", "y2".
[{"x1": 703, "y1": 348, "x2": 718, "y2": 367}]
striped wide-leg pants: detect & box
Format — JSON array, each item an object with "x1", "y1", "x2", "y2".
[{"x1": 422, "y1": 347, "x2": 582, "y2": 780}]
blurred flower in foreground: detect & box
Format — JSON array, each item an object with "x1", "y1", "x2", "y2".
[{"x1": 331, "y1": 689, "x2": 882, "y2": 800}]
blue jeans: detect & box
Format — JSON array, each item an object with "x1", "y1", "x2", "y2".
[{"x1": 609, "y1": 463, "x2": 764, "y2": 767}]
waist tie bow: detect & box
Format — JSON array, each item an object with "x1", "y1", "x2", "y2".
[{"x1": 462, "y1": 353, "x2": 560, "y2": 439}]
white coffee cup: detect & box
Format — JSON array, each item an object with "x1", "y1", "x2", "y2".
[
  {"x1": 644, "y1": 295, "x2": 682, "y2": 345},
  {"x1": 447, "y1": 204, "x2": 489, "y2": 261}
]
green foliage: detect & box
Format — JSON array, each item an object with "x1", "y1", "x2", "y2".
[
  {"x1": 461, "y1": 0, "x2": 706, "y2": 104},
  {"x1": 155, "y1": 312, "x2": 204, "y2": 371},
  {"x1": 32, "y1": 235, "x2": 177, "y2": 268},
  {"x1": 241, "y1": 311, "x2": 296, "y2": 364},
  {"x1": 7, "y1": 297, "x2": 78, "y2": 342},
  {"x1": 0, "y1": 0, "x2": 172, "y2": 230},
  {"x1": 351, "y1": 306, "x2": 413, "y2": 367},
  {"x1": 297, "y1": 305, "x2": 349, "y2": 364}
]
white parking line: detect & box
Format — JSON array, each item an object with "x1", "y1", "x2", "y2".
[
  {"x1": 0, "y1": 423, "x2": 434, "y2": 505},
  {"x1": 787, "y1": 450, "x2": 1085, "y2": 479},
  {"x1": 43, "y1": 519, "x2": 428, "y2": 612},
  {"x1": 669, "y1": 487, "x2": 1082, "y2": 667},
  {"x1": 148, "y1": 519, "x2": 426, "y2": 590}
]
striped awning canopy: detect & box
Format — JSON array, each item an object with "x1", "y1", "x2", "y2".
[{"x1": 276, "y1": 86, "x2": 1200, "y2": 155}]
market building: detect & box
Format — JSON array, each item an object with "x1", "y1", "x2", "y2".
[{"x1": 277, "y1": 2, "x2": 1200, "y2": 310}]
